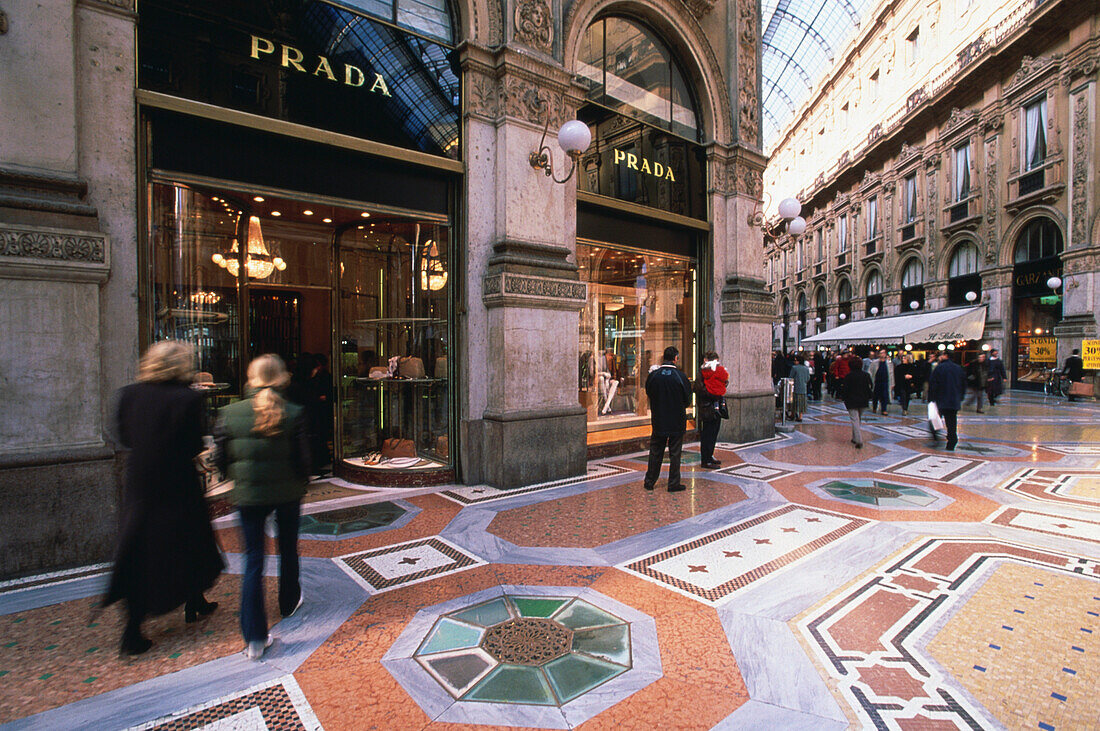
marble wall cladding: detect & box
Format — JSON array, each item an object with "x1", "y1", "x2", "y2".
[
  {"x1": 720, "y1": 320, "x2": 774, "y2": 394},
  {"x1": 463, "y1": 119, "x2": 498, "y2": 426},
  {"x1": 486, "y1": 307, "x2": 579, "y2": 414},
  {"x1": 0, "y1": 0, "x2": 78, "y2": 172},
  {"x1": 0, "y1": 279, "x2": 104, "y2": 453},
  {"x1": 496, "y1": 123, "x2": 571, "y2": 248},
  {"x1": 76, "y1": 2, "x2": 139, "y2": 401}
]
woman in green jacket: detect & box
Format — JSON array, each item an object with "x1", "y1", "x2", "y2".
[{"x1": 215, "y1": 354, "x2": 310, "y2": 660}]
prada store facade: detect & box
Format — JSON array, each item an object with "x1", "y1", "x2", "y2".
[{"x1": 137, "y1": 0, "x2": 462, "y2": 484}]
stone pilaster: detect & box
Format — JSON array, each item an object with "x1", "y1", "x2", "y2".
[{"x1": 458, "y1": 43, "x2": 588, "y2": 488}]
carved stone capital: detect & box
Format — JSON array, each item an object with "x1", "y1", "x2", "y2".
[
  {"x1": 720, "y1": 277, "x2": 773, "y2": 323},
  {"x1": 459, "y1": 44, "x2": 581, "y2": 128},
  {"x1": 512, "y1": 0, "x2": 553, "y2": 55},
  {"x1": 0, "y1": 222, "x2": 110, "y2": 282}
]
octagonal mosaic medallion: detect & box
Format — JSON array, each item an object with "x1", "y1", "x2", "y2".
[
  {"x1": 821, "y1": 479, "x2": 937, "y2": 508},
  {"x1": 413, "y1": 595, "x2": 631, "y2": 706}
]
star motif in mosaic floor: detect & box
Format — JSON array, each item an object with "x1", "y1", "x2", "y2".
[
  {"x1": 881, "y1": 453, "x2": 984, "y2": 482},
  {"x1": 335, "y1": 536, "x2": 484, "y2": 593},
  {"x1": 127, "y1": 676, "x2": 321, "y2": 730},
  {"x1": 621, "y1": 505, "x2": 869, "y2": 605}
]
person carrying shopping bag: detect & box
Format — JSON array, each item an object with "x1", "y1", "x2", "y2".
[{"x1": 215, "y1": 354, "x2": 311, "y2": 660}]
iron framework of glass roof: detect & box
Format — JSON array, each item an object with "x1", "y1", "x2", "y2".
[{"x1": 760, "y1": 0, "x2": 878, "y2": 150}]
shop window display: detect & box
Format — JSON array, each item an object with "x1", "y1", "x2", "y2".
[
  {"x1": 577, "y1": 243, "x2": 695, "y2": 428},
  {"x1": 149, "y1": 181, "x2": 452, "y2": 473}
]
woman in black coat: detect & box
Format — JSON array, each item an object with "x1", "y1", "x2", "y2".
[{"x1": 105, "y1": 341, "x2": 224, "y2": 655}]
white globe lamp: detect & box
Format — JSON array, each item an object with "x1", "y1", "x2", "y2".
[
  {"x1": 839, "y1": 313, "x2": 847, "y2": 321},
  {"x1": 1047, "y1": 276, "x2": 1063, "y2": 291},
  {"x1": 787, "y1": 216, "x2": 807, "y2": 236},
  {"x1": 558, "y1": 120, "x2": 592, "y2": 155},
  {"x1": 870, "y1": 306, "x2": 880, "y2": 316},
  {"x1": 910, "y1": 300, "x2": 920, "y2": 310},
  {"x1": 965, "y1": 290, "x2": 978, "y2": 303},
  {"x1": 778, "y1": 197, "x2": 802, "y2": 220}
]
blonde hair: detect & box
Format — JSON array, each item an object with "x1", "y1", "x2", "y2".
[
  {"x1": 137, "y1": 341, "x2": 195, "y2": 383},
  {"x1": 246, "y1": 354, "x2": 289, "y2": 437}
]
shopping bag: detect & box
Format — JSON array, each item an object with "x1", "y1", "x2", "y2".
[
  {"x1": 927, "y1": 402, "x2": 945, "y2": 431},
  {"x1": 1068, "y1": 381, "x2": 1092, "y2": 398}
]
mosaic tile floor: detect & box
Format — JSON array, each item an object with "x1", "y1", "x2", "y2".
[{"x1": 2, "y1": 391, "x2": 1099, "y2": 729}]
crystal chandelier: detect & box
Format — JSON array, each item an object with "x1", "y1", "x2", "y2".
[{"x1": 211, "y1": 216, "x2": 286, "y2": 279}]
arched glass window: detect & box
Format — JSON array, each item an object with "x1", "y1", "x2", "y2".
[
  {"x1": 901, "y1": 259, "x2": 924, "y2": 288},
  {"x1": 949, "y1": 243, "x2": 979, "y2": 277},
  {"x1": 865, "y1": 270, "x2": 883, "y2": 297},
  {"x1": 838, "y1": 279, "x2": 852, "y2": 303},
  {"x1": 339, "y1": 0, "x2": 453, "y2": 43},
  {"x1": 578, "y1": 17, "x2": 699, "y2": 138},
  {"x1": 815, "y1": 288, "x2": 826, "y2": 310},
  {"x1": 797, "y1": 292, "x2": 807, "y2": 312},
  {"x1": 1014, "y1": 218, "x2": 1064, "y2": 263}
]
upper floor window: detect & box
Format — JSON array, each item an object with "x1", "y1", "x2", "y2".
[
  {"x1": 838, "y1": 278, "x2": 852, "y2": 303},
  {"x1": 797, "y1": 240, "x2": 804, "y2": 270},
  {"x1": 949, "y1": 242, "x2": 979, "y2": 277},
  {"x1": 815, "y1": 228, "x2": 824, "y2": 262},
  {"x1": 838, "y1": 214, "x2": 849, "y2": 252},
  {"x1": 906, "y1": 27, "x2": 920, "y2": 65},
  {"x1": 954, "y1": 143, "x2": 971, "y2": 201},
  {"x1": 343, "y1": 0, "x2": 453, "y2": 43},
  {"x1": 1014, "y1": 218, "x2": 1063, "y2": 263},
  {"x1": 866, "y1": 196, "x2": 879, "y2": 239},
  {"x1": 865, "y1": 270, "x2": 883, "y2": 297},
  {"x1": 1025, "y1": 98, "x2": 1047, "y2": 171},
  {"x1": 901, "y1": 258, "x2": 924, "y2": 287},
  {"x1": 578, "y1": 16, "x2": 699, "y2": 139},
  {"x1": 904, "y1": 175, "x2": 918, "y2": 222}
]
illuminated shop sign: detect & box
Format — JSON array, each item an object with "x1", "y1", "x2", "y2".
[
  {"x1": 138, "y1": 0, "x2": 460, "y2": 159},
  {"x1": 577, "y1": 108, "x2": 706, "y2": 220}
]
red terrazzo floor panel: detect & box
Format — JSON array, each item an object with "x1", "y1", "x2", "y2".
[
  {"x1": 486, "y1": 478, "x2": 748, "y2": 548},
  {"x1": 763, "y1": 424, "x2": 888, "y2": 464},
  {"x1": 0, "y1": 575, "x2": 278, "y2": 724},
  {"x1": 828, "y1": 589, "x2": 919, "y2": 656}
]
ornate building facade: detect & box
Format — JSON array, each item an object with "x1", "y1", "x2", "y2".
[
  {"x1": 0, "y1": 0, "x2": 767, "y2": 577},
  {"x1": 764, "y1": 0, "x2": 1099, "y2": 385}
]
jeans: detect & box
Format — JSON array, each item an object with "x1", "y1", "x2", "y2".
[
  {"x1": 699, "y1": 418, "x2": 720, "y2": 464},
  {"x1": 238, "y1": 500, "x2": 301, "y2": 643},
  {"x1": 847, "y1": 408, "x2": 864, "y2": 446},
  {"x1": 645, "y1": 431, "x2": 684, "y2": 488}
]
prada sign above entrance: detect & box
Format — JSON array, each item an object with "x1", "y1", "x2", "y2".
[
  {"x1": 576, "y1": 106, "x2": 706, "y2": 221},
  {"x1": 138, "y1": 0, "x2": 460, "y2": 160}
]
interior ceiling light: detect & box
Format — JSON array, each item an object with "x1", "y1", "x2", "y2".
[
  {"x1": 323, "y1": 217, "x2": 333, "y2": 223},
  {"x1": 361, "y1": 212, "x2": 371, "y2": 218},
  {"x1": 271, "y1": 211, "x2": 281, "y2": 216},
  {"x1": 210, "y1": 215, "x2": 286, "y2": 279},
  {"x1": 420, "y1": 239, "x2": 448, "y2": 292},
  {"x1": 253, "y1": 196, "x2": 265, "y2": 202},
  {"x1": 303, "y1": 209, "x2": 314, "y2": 216}
]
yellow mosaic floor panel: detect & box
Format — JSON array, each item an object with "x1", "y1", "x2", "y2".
[
  {"x1": 1064, "y1": 476, "x2": 1100, "y2": 501},
  {"x1": 927, "y1": 562, "x2": 1100, "y2": 730}
]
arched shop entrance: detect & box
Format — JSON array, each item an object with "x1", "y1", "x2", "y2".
[
  {"x1": 1011, "y1": 217, "x2": 1064, "y2": 389},
  {"x1": 574, "y1": 15, "x2": 708, "y2": 441}
]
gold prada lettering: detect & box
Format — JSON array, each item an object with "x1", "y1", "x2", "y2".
[
  {"x1": 281, "y1": 45, "x2": 306, "y2": 73},
  {"x1": 614, "y1": 149, "x2": 677, "y2": 182},
  {"x1": 251, "y1": 36, "x2": 275, "y2": 59},
  {"x1": 369, "y1": 73, "x2": 392, "y2": 97},
  {"x1": 250, "y1": 35, "x2": 391, "y2": 97},
  {"x1": 345, "y1": 64, "x2": 365, "y2": 87},
  {"x1": 313, "y1": 56, "x2": 336, "y2": 81}
]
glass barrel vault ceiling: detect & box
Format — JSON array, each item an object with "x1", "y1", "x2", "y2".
[{"x1": 761, "y1": 0, "x2": 878, "y2": 150}]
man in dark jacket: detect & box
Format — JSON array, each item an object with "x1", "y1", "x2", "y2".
[
  {"x1": 644, "y1": 346, "x2": 693, "y2": 492},
  {"x1": 929, "y1": 352, "x2": 967, "y2": 450}
]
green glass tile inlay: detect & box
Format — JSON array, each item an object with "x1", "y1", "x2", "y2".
[
  {"x1": 544, "y1": 654, "x2": 624, "y2": 703},
  {"x1": 554, "y1": 601, "x2": 621, "y2": 630},
  {"x1": 513, "y1": 597, "x2": 569, "y2": 618},
  {"x1": 3, "y1": 642, "x2": 17, "y2": 648},
  {"x1": 82, "y1": 677, "x2": 97, "y2": 684},
  {"x1": 85, "y1": 647, "x2": 98, "y2": 654},
  {"x1": 44, "y1": 645, "x2": 57, "y2": 651},
  {"x1": 49, "y1": 621, "x2": 61, "y2": 626},
  {"x1": 572, "y1": 624, "x2": 630, "y2": 666},
  {"x1": 168, "y1": 652, "x2": 182, "y2": 659},
  {"x1": 420, "y1": 618, "x2": 483, "y2": 655},
  {"x1": 449, "y1": 598, "x2": 512, "y2": 627},
  {"x1": 0, "y1": 670, "x2": 8, "y2": 677},
  {"x1": 12, "y1": 618, "x2": 24, "y2": 623},
  {"x1": 424, "y1": 651, "x2": 494, "y2": 693},
  {"x1": 463, "y1": 664, "x2": 555, "y2": 705},
  {"x1": 86, "y1": 622, "x2": 98, "y2": 628},
  {"x1": 299, "y1": 502, "x2": 407, "y2": 536},
  {"x1": 38, "y1": 674, "x2": 53, "y2": 680}
]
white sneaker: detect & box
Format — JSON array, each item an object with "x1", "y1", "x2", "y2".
[{"x1": 246, "y1": 634, "x2": 274, "y2": 661}]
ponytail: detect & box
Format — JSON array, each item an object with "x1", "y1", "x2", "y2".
[
  {"x1": 245, "y1": 354, "x2": 290, "y2": 437},
  {"x1": 252, "y1": 386, "x2": 284, "y2": 436}
]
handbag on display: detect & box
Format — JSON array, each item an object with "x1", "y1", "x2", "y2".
[
  {"x1": 1068, "y1": 381, "x2": 1092, "y2": 397},
  {"x1": 398, "y1": 356, "x2": 426, "y2": 378},
  {"x1": 381, "y1": 438, "x2": 417, "y2": 459},
  {"x1": 436, "y1": 435, "x2": 449, "y2": 458},
  {"x1": 435, "y1": 356, "x2": 448, "y2": 379},
  {"x1": 368, "y1": 366, "x2": 389, "y2": 380}
]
